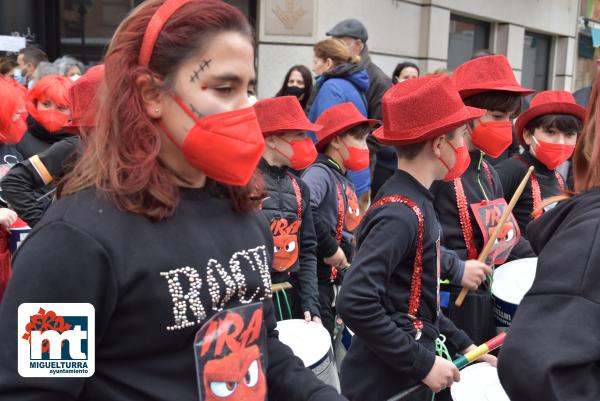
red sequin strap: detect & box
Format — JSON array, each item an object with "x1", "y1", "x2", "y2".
[
  {"x1": 288, "y1": 174, "x2": 302, "y2": 219},
  {"x1": 530, "y1": 173, "x2": 543, "y2": 220},
  {"x1": 555, "y1": 172, "x2": 565, "y2": 192},
  {"x1": 329, "y1": 180, "x2": 346, "y2": 282},
  {"x1": 453, "y1": 178, "x2": 478, "y2": 260},
  {"x1": 368, "y1": 195, "x2": 425, "y2": 334},
  {"x1": 481, "y1": 160, "x2": 493, "y2": 187},
  {"x1": 334, "y1": 180, "x2": 345, "y2": 244}
]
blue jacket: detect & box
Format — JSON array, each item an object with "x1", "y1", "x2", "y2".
[{"x1": 308, "y1": 64, "x2": 370, "y2": 196}]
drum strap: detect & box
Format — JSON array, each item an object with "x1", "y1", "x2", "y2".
[
  {"x1": 453, "y1": 177, "x2": 479, "y2": 260},
  {"x1": 367, "y1": 195, "x2": 425, "y2": 337},
  {"x1": 288, "y1": 174, "x2": 303, "y2": 219},
  {"x1": 329, "y1": 180, "x2": 346, "y2": 283},
  {"x1": 515, "y1": 155, "x2": 565, "y2": 220}
]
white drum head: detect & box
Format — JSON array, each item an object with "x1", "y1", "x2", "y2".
[
  {"x1": 276, "y1": 319, "x2": 331, "y2": 368},
  {"x1": 492, "y1": 257, "x2": 537, "y2": 304},
  {"x1": 451, "y1": 363, "x2": 509, "y2": 401}
]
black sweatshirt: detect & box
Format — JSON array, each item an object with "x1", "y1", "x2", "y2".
[
  {"x1": 0, "y1": 186, "x2": 346, "y2": 401},
  {"x1": 498, "y1": 187, "x2": 600, "y2": 401},
  {"x1": 302, "y1": 155, "x2": 355, "y2": 282},
  {"x1": 2, "y1": 136, "x2": 80, "y2": 227},
  {"x1": 496, "y1": 151, "x2": 564, "y2": 236},
  {"x1": 0, "y1": 143, "x2": 23, "y2": 207},
  {"x1": 258, "y1": 159, "x2": 320, "y2": 317},
  {"x1": 431, "y1": 150, "x2": 535, "y2": 264},
  {"x1": 337, "y1": 170, "x2": 472, "y2": 401},
  {"x1": 17, "y1": 116, "x2": 73, "y2": 159}
]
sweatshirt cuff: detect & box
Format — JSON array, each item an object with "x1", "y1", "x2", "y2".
[
  {"x1": 446, "y1": 329, "x2": 473, "y2": 352},
  {"x1": 449, "y1": 259, "x2": 465, "y2": 286},
  {"x1": 409, "y1": 342, "x2": 436, "y2": 381},
  {"x1": 318, "y1": 235, "x2": 339, "y2": 258}
]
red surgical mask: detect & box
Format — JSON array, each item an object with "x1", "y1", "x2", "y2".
[
  {"x1": 33, "y1": 109, "x2": 70, "y2": 133},
  {"x1": 438, "y1": 140, "x2": 471, "y2": 182},
  {"x1": 161, "y1": 93, "x2": 265, "y2": 186},
  {"x1": 340, "y1": 140, "x2": 369, "y2": 171},
  {"x1": 471, "y1": 120, "x2": 513, "y2": 158},
  {"x1": 2, "y1": 111, "x2": 27, "y2": 143},
  {"x1": 275, "y1": 137, "x2": 317, "y2": 170},
  {"x1": 532, "y1": 137, "x2": 575, "y2": 170}
]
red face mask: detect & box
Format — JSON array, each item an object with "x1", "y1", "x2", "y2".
[
  {"x1": 438, "y1": 139, "x2": 471, "y2": 182},
  {"x1": 162, "y1": 93, "x2": 265, "y2": 186},
  {"x1": 532, "y1": 137, "x2": 575, "y2": 170},
  {"x1": 471, "y1": 120, "x2": 513, "y2": 158},
  {"x1": 275, "y1": 136, "x2": 317, "y2": 170},
  {"x1": 340, "y1": 140, "x2": 369, "y2": 171},
  {"x1": 33, "y1": 109, "x2": 70, "y2": 133}
]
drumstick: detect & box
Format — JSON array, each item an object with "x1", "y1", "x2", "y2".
[
  {"x1": 454, "y1": 166, "x2": 534, "y2": 307},
  {"x1": 272, "y1": 282, "x2": 292, "y2": 293},
  {"x1": 386, "y1": 332, "x2": 507, "y2": 401}
]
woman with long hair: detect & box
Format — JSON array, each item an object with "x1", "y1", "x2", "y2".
[
  {"x1": 275, "y1": 65, "x2": 314, "y2": 111},
  {"x1": 0, "y1": 1, "x2": 346, "y2": 400},
  {"x1": 498, "y1": 72, "x2": 600, "y2": 401}
]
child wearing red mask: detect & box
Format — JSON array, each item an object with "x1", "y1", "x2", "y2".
[
  {"x1": 2, "y1": 66, "x2": 104, "y2": 227},
  {"x1": 254, "y1": 96, "x2": 322, "y2": 323},
  {"x1": 430, "y1": 55, "x2": 536, "y2": 349},
  {"x1": 338, "y1": 74, "x2": 495, "y2": 401},
  {"x1": 496, "y1": 91, "x2": 584, "y2": 234},
  {"x1": 19, "y1": 74, "x2": 73, "y2": 159},
  {"x1": 302, "y1": 101, "x2": 377, "y2": 337}
]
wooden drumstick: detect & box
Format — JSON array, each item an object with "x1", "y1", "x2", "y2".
[
  {"x1": 454, "y1": 166, "x2": 534, "y2": 307},
  {"x1": 272, "y1": 282, "x2": 292, "y2": 293}
]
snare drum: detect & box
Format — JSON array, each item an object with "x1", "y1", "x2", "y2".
[
  {"x1": 276, "y1": 319, "x2": 340, "y2": 392},
  {"x1": 491, "y1": 257, "x2": 537, "y2": 331},
  {"x1": 9, "y1": 218, "x2": 31, "y2": 254},
  {"x1": 451, "y1": 362, "x2": 510, "y2": 401}
]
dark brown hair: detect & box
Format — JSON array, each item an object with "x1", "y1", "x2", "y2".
[{"x1": 463, "y1": 90, "x2": 522, "y2": 118}]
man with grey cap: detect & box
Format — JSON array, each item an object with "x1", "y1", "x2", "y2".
[{"x1": 327, "y1": 19, "x2": 394, "y2": 196}]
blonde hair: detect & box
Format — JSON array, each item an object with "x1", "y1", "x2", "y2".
[{"x1": 314, "y1": 38, "x2": 361, "y2": 66}]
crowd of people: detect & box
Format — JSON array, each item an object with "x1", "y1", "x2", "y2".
[{"x1": 0, "y1": 1, "x2": 598, "y2": 401}]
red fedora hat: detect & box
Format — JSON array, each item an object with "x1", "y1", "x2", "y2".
[
  {"x1": 373, "y1": 74, "x2": 485, "y2": 145},
  {"x1": 451, "y1": 55, "x2": 534, "y2": 99},
  {"x1": 254, "y1": 96, "x2": 322, "y2": 136},
  {"x1": 63, "y1": 64, "x2": 105, "y2": 133},
  {"x1": 515, "y1": 90, "x2": 587, "y2": 145},
  {"x1": 315, "y1": 102, "x2": 380, "y2": 151}
]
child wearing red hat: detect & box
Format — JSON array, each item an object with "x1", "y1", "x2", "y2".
[
  {"x1": 254, "y1": 96, "x2": 322, "y2": 323},
  {"x1": 496, "y1": 90, "x2": 585, "y2": 235},
  {"x1": 301, "y1": 101, "x2": 377, "y2": 337},
  {"x1": 2, "y1": 66, "x2": 105, "y2": 227},
  {"x1": 337, "y1": 75, "x2": 495, "y2": 401},
  {"x1": 430, "y1": 55, "x2": 536, "y2": 348}
]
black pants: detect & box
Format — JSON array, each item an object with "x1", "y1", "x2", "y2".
[
  {"x1": 318, "y1": 281, "x2": 336, "y2": 338},
  {"x1": 445, "y1": 287, "x2": 497, "y2": 349}
]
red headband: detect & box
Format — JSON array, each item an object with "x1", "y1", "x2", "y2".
[{"x1": 138, "y1": 0, "x2": 192, "y2": 67}]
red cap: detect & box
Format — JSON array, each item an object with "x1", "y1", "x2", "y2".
[
  {"x1": 63, "y1": 65, "x2": 105, "y2": 133},
  {"x1": 451, "y1": 55, "x2": 535, "y2": 99},
  {"x1": 315, "y1": 102, "x2": 380, "y2": 151},
  {"x1": 254, "y1": 96, "x2": 322, "y2": 136},
  {"x1": 515, "y1": 90, "x2": 586, "y2": 145},
  {"x1": 373, "y1": 74, "x2": 485, "y2": 145}
]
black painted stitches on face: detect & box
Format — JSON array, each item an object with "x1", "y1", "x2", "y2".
[
  {"x1": 189, "y1": 103, "x2": 204, "y2": 118},
  {"x1": 190, "y1": 59, "x2": 213, "y2": 83}
]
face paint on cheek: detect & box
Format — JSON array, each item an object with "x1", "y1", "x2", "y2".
[
  {"x1": 189, "y1": 103, "x2": 206, "y2": 119},
  {"x1": 201, "y1": 84, "x2": 208, "y2": 90}
]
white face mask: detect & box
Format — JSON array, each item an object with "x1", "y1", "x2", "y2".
[
  {"x1": 69, "y1": 74, "x2": 81, "y2": 82},
  {"x1": 248, "y1": 94, "x2": 258, "y2": 106}
]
